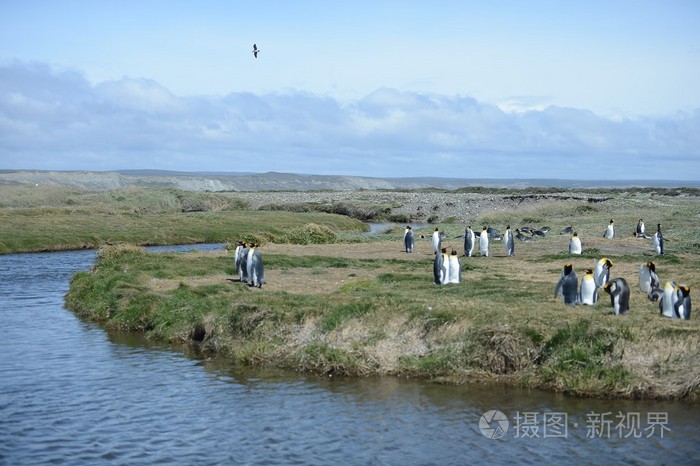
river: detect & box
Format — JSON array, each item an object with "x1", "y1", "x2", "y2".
[{"x1": 1, "y1": 245, "x2": 698, "y2": 465}]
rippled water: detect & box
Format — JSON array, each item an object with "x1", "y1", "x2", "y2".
[{"x1": 1, "y1": 246, "x2": 698, "y2": 465}]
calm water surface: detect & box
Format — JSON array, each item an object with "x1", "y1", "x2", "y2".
[{"x1": 1, "y1": 245, "x2": 698, "y2": 465}]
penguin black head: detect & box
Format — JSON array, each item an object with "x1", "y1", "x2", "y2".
[
  {"x1": 563, "y1": 263, "x2": 573, "y2": 275},
  {"x1": 583, "y1": 268, "x2": 593, "y2": 274},
  {"x1": 647, "y1": 261, "x2": 656, "y2": 272},
  {"x1": 610, "y1": 219, "x2": 614, "y2": 224},
  {"x1": 506, "y1": 225, "x2": 511, "y2": 229},
  {"x1": 573, "y1": 232, "x2": 578, "y2": 237}
]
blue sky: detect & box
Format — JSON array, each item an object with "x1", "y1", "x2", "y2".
[{"x1": 1, "y1": 1, "x2": 699, "y2": 180}]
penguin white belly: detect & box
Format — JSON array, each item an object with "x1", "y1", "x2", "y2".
[
  {"x1": 579, "y1": 277, "x2": 597, "y2": 305},
  {"x1": 660, "y1": 283, "x2": 676, "y2": 318},
  {"x1": 448, "y1": 256, "x2": 461, "y2": 284},
  {"x1": 432, "y1": 232, "x2": 441, "y2": 252},
  {"x1": 479, "y1": 235, "x2": 489, "y2": 257},
  {"x1": 569, "y1": 237, "x2": 582, "y2": 255}
]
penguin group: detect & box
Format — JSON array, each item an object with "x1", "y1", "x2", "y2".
[
  {"x1": 433, "y1": 247, "x2": 461, "y2": 285},
  {"x1": 233, "y1": 241, "x2": 266, "y2": 288},
  {"x1": 552, "y1": 254, "x2": 691, "y2": 319},
  {"x1": 644, "y1": 262, "x2": 691, "y2": 320}
]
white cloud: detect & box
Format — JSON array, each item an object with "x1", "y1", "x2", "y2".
[{"x1": 0, "y1": 61, "x2": 698, "y2": 180}]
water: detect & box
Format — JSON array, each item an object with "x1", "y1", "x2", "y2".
[{"x1": 1, "y1": 246, "x2": 698, "y2": 465}]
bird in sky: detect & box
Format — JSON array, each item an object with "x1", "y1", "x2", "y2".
[{"x1": 252, "y1": 43, "x2": 259, "y2": 58}]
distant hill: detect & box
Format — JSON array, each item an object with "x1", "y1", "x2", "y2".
[{"x1": 0, "y1": 170, "x2": 697, "y2": 191}]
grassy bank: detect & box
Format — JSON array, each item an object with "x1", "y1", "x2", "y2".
[
  {"x1": 64, "y1": 190, "x2": 700, "y2": 400},
  {"x1": 0, "y1": 186, "x2": 367, "y2": 253}
]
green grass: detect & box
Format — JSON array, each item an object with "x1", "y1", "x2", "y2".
[{"x1": 0, "y1": 187, "x2": 367, "y2": 254}]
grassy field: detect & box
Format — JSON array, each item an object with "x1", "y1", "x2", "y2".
[
  {"x1": 0, "y1": 186, "x2": 368, "y2": 253},
  {"x1": 54, "y1": 186, "x2": 700, "y2": 400}
]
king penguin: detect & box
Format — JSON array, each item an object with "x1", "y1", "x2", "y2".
[
  {"x1": 479, "y1": 226, "x2": 489, "y2": 257},
  {"x1": 431, "y1": 228, "x2": 442, "y2": 254},
  {"x1": 578, "y1": 268, "x2": 597, "y2": 305},
  {"x1": 403, "y1": 226, "x2": 415, "y2": 253},
  {"x1": 464, "y1": 225, "x2": 475, "y2": 257},
  {"x1": 653, "y1": 223, "x2": 664, "y2": 255},
  {"x1": 554, "y1": 264, "x2": 578, "y2": 306},
  {"x1": 234, "y1": 241, "x2": 245, "y2": 281},
  {"x1": 603, "y1": 277, "x2": 630, "y2": 315},
  {"x1": 674, "y1": 285, "x2": 692, "y2": 320},
  {"x1": 448, "y1": 250, "x2": 461, "y2": 284},
  {"x1": 659, "y1": 281, "x2": 677, "y2": 318},
  {"x1": 594, "y1": 258, "x2": 613, "y2": 288},
  {"x1": 433, "y1": 247, "x2": 445, "y2": 285},
  {"x1": 504, "y1": 225, "x2": 514, "y2": 256},
  {"x1": 636, "y1": 219, "x2": 645, "y2": 236},
  {"x1": 238, "y1": 242, "x2": 251, "y2": 283},
  {"x1": 250, "y1": 246, "x2": 266, "y2": 288},
  {"x1": 245, "y1": 243, "x2": 258, "y2": 285},
  {"x1": 604, "y1": 219, "x2": 615, "y2": 239},
  {"x1": 639, "y1": 262, "x2": 659, "y2": 295},
  {"x1": 569, "y1": 232, "x2": 582, "y2": 255}
]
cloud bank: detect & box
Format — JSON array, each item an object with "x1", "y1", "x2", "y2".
[{"x1": 1, "y1": 61, "x2": 698, "y2": 180}]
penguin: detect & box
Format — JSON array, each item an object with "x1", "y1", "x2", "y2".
[
  {"x1": 639, "y1": 262, "x2": 659, "y2": 295},
  {"x1": 431, "y1": 228, "x2": 442, "y2": 254},
  {"x1": 439, "y1": 247, "x2": 450, "y2": 284},
  {"x1": 433, "y1": 247, "x2": 443, "y2": 285},
  {"x1": 479, "y1": 226, "x2": 489, "y2": 257},
  {"x1": 603, "y1": 278, "x2": 630, "y2": 315},
  {"x1": 487, "y1": 227, "x2": 501, "y2": 240},
  {"x1": 594, "y1": 258, "x2": 613, "y2": 288},
  {"x1": 539, "y1": 226, "x2": 551, "y2": 234},
  {"x1": 464, "y1": 226, "x2": 475, "y2": 257},
  {"x1": 674, "y1": 285, "x2": 691, "y2": 320},
  {"x1": 636, "y1": 219, "x2": 645, "y2": 236},
  {"x1": 560, "y1": 226, "x2": 574, "y2": 235},
  {"x1": 520, "y1": 226, "x2": 534, "y2": 234},
  {"x1": 554, "y1": 263, "x2": 578, "y2": 306},
  {"x1": 578, "y1": 268, "x2": 598, "y2": 305},
  {"x1": 250, "y1": 247, "x2": 266, "y2": 288},
  {"x1": 604, "y1": 219, "x2": 615, "y2": 239},
  {"x1": 238, "y1": 242, "x2": 250, "y2": 283},
  {"x1": 504, "y1": 225, "x2": 514, "y2": 256},
  {"x1": 448, "y1": 250, "x2": 461, "y2": 284},
  {"x1": 653, "y1": 223, "x2": 664, "y2": 255},
  {"x1": 403, "y1": 226, "x2": 415, "y2": 253},
  {"x1": 532, "y1": 229, "x2": 547, "y2": 238},
  {"x1": 648, "y1": 286, "x2": 663, "y2": 303},
  {"x1": 245, "y1": 243, "x2": 258, "y2": 285},
  {"x1": 569, "y1": 232, "x2": 582, "y2": 255},
  {"x1": 515, "y1": 229, "x2": 526, "y2": 241},
  {"x1": 433, "y1": 247, "x2": 450, "y2": 285},
  {"x1": 659, "y1": 281, "x2": 676, "y2": 318},
  {"x1": 233, "y1": 241, "x2": 245, "y2": 280}
]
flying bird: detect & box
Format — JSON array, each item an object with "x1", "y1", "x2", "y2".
[{"x1": 252, "y1": 43, "x2": 260, "y2": 58}]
